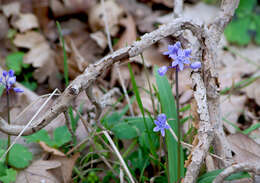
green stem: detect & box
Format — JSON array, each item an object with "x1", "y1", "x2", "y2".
[
  {"x1": 6, "y1": 91, "x2": 10, "y2": 165},
  {"x1": 175, "y1": 70, "x2": 181, "y2": 182}
]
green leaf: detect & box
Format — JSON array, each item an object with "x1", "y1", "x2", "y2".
[
  {"x1": 254, "y1": 15, "x2": 260, "y2": 45},
  {"x1": 6, "y1": 52, "x2": 25, "y2": 75},
  {"x1": 243, "y1": 122, "x2": 260, "y2": 135},
  {"x1": 224, "y1": 17, "x2": 251, "y2": 45},
  {"x1": 53, "y1": 126, "x2": 72, "y2": 147},
  {"x1": 155, "y1": 67, "x2": 184, "y2": 182},
  {"x1": 138, "y1": 131, "x2": 159, "y2": 149},
  {"x1": 21, "y1": 81, "x2": 37, "y2": 91},
  {"x1": 24, "y1": 129, "x2": 54, "y2": 147},
  {"x1": 0, "y1": 168, "x2": 17, "y2": 183},
  {"x1": 8, "y1": 144, "x2": 32, "y2": 169},
  {"x1": 236, "y1": 0, "x2": 256, "y2": 17},
  {"x1": 0, "y1": 162, "x2": 7, "y2": 177},
  {"x1": 0, "y1": 85, "x2": 4, "y2": 97},
  {"x1": 112, "y1": 123, "x2": 138, "y2": 139},
  {"x1": 197, "y1": 169, "x2": 250, "y2": 183}
]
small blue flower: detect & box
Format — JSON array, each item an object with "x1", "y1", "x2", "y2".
[
  {"x1": 158, "y1": 66, "x2": 168, "y2": 76},
  {"x1": 153, "y1": 113, "x2": 170, "y2": 137},
  {"x1": 0, "y1": 69, "x2": 23, "y2": 93},
  {"x1": 190, "y1": 61, "x2": 201, "y2": 70},
  {"x1": 163, "y1": 41, "x2": 181, "y2": 57},
  {"x1": 158, "y1": 42, "x2": 201, "y2": 76}
]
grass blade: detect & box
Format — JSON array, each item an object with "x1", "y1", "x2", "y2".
[{"x1": 154, "y1": 67, "x2": 184, "y2": 182}]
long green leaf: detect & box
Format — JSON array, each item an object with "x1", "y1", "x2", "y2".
[
  {"x1": 155, "y1": 67, "x2": 184, "y2": 182},
  {"x1": 128, "y1": 63, "x2": 156, "y2": 156}
]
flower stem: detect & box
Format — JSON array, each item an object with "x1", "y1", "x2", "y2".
[
  {"x1": 6, "y1": 91, "x2": 10, "y2": 165},
  {"x1": 175, "y1": 69, "x2": 181, "y2": 182}
]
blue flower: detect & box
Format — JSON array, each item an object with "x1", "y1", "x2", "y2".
[
  {"x1": 153, "y1": 113, "x2": 170, "y2": 137},
  {"x1": 0, "y1": 69, "x2": 23, "y2": 93},
  {"x1": 158, "y1": 66, "x2": 168, "y2": 76},
  {"x1": 158, "y1": 42, "x2": 201, "y2": 76}
]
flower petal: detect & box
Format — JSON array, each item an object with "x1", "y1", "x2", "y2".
[
  {"x1": 184, "y1": 49, "x2": 192, "y2": 57},
  {"x1": 178, "y1": 62, "x2": 184, "y2": 71},
  {"x1": 190, "y1": 61, "x2": 201, "y2": 69},
  {"x1": 8, "y1": 70, "x2": 14, "y2": 77},
  {"x1": 165, "y1": 124, "x2": 170, "y2": 129},
  {"x1": 157, "y1": 113, "x2": 166, "y2": 123},
  {"x1": 183, "y1": 59, "x2": 190, "y2": 64},
  {"x1": 161, "y1": 129, "x2": 165, "y2": 137},
  {"x1": 175, "y1": 41, "x2": 181, "y2": 48},
  {"x1": 154, "y1": 120, "x2": 160, "y2": 126},
  {"x1": 2, "y1": 71, "x2": 8, "y2": 77},
  {"x1": 13, "y1": 87, "x2": 24, "y2": 93},
  {"x1": 171, "y1": 61, "x2": 178, "y2": 67},
  {"x1": 158, "y1": 66, "x2": 168, "y2": 76},
  {"x1": 7, "y1": 76, "x2": 16, "y2": 86},
  {"x1": 153, "y1": 126, "x2": 160, "y2": 132}
]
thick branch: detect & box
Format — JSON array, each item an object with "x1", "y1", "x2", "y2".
[
  {"x1": 213, "y1": 162, "x2": 260, "y2": 183},
  {"x1": 203, "y1": 0, "x2": 239, "y2": 166},
  {"x1": 183, "y1": 72, "x2": 214, "y2": 183}
]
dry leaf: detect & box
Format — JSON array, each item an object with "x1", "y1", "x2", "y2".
[
  {"x1": 89, "y1": 0, "x2": 124, "y2": 36},
  {"x1": 114, "y1": 14, "x2": 136, "y2": 50},
  {"x1": 90, "y1": 31, "x2": 108, "y2": 50},
  {"x1": 227, "y1": 133, "x2": 260, "y2": 163},
  {"x1": 242, "y1": 72, "x2": 260, "y2": 106},
  {"x1": 16, "y1": 160, "x2": 61, "y2": 183},
  {"x1": 2, "y1": 2, "x2": 21, "y2": 17},
  {"x1": 49, "y1": 153, "x2": 80, "y2": 183},
  {"x1": 13, "y1": 31, "x2": 45, "y2": 49},
  {"x1": 50, "y1": 0, "x2": 95, "y2": 17},
  {"x1": 220, "y1": 95, "x2": 247, "y2": 134},
  {"x1": 12, "y1": 13, "x2": 39, "y2": 32},
  {"x1": 0, "y1": 15, "x2": 9, "y2": 39},
  {"x1": 39, "y1": 141, "x2": 66, "y2": 156},
  {"x1": 24, "y1": 42, "x2": 51, "y2": 67}
]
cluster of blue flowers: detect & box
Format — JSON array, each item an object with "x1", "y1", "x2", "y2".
[
  {"x1": 0, "y1": 70, "x2": 23, "y2": 93},
  {"x1": 158, "y1": 41, "x2": 201, "y2": 76}
]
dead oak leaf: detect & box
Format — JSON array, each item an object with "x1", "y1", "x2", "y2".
[
  {"x1": 16, "y1": 160, "x2": 61, "y2": 183},
  {"x1": 2, "y1": 2, "x2": 21, "y2": 18},
  {"x1": 89, "y1": 0, "x2": 124, "y2": 36},
  {"x1": 220, "y1": 95, "x2": 247, "y2": 134},
  {"x1": 13, "y1": 31, "x2": 45, "y2": 49},
  {"x1": 12, "y1": 13, "x2": 39, "y2": 32},
  {"x1": 49, "y1": 153, "x2": 80, "y2": 183}
]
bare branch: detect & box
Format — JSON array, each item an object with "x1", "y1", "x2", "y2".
[
  {"x1": 0, "y1": 18, "x2": 202, "y2": 136},
  {"x1": 183, "y1": 72, "x2": 214, "y2": 183},
  {"x1": 213, "y1": 162, "x2": 260, "y2": 183}
]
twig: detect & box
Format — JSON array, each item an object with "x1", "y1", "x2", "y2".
[
  {"x1": 173, "y1": 0, "x2": 183, "y2": 18},
  {"x1": 183, "y1": 73, "x2": 214, "y2": 183},
  {"x1": 103, "y1": 130, "x2": 135, "y2": 183},
  {"x1": 213, "y1": 162, "x2": 260, "y2": 183},
  {"x1": 0, "y1": 89, "x2": 58, "y2": 161},
  {"x1": 101, "y1": 0, "x2": 134, "y2": 116}
]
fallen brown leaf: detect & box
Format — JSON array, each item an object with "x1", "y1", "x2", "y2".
[
  {"x1": 13, "y1": 31, "x2": 45, "y2": 49},
  {"x1": 49, "y1": 153, "x2": 80, "y2": 183},
  {"x1": 2, "y1": 2, "x2": 21, "y2": 18},
  {"x1": 227, "y1": 133, "x2": 260, "y2": 163},
  {"x1": 12, "y1": 13, "x2": 39, "y2": 32},
  {"x1": 114, "y1": 13, "x2": 137, "y2": 50},
  {"x1": 16, "y1": 160, "x2": 61, "y2": 183},
  {"x1": 220, "y1": 95, "x2": 247, "y2": 134},
  {"x1": 89, "y1": 0, "x2": 124, "y2": 36}
]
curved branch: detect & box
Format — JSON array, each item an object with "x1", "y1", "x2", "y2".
[
  {"x1": 0, "y1": 18, "x2": 202, "y2": 136},
  {"x1": 213, "y1": 162, "x2": 260, "y2": 183}
]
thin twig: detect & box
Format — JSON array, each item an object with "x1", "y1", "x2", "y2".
[
  {"x1": 0, "y1": 89, "x2": 58, "y2": 161},
  {"x1": 213, "y1": 162, "x2": 260, "y2": 183},
  {"x1": 103, "y1": 130, "x2": 135, "y2": 183}
]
